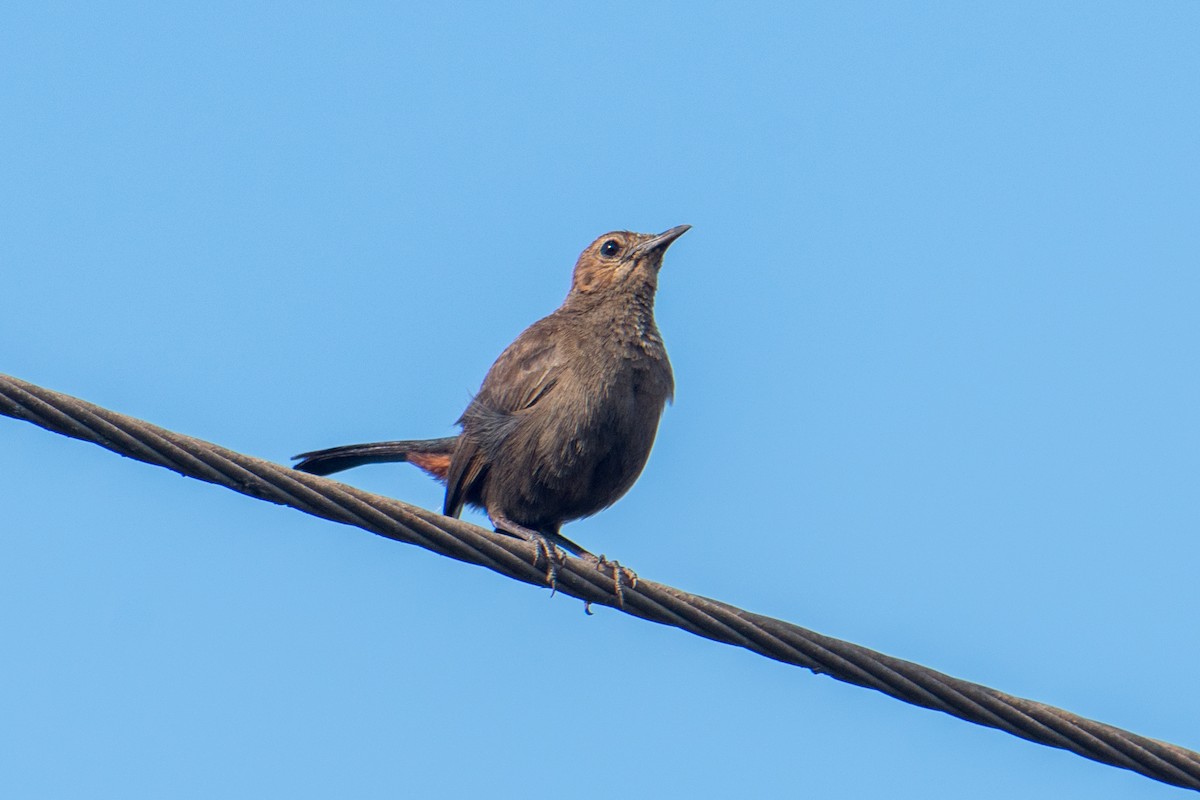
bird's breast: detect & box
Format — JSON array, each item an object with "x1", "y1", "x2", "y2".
[{"x1": 478, "y1": 308, "x2": 673, "y2": 525}]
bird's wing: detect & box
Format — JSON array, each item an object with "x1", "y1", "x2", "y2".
[
  {"x1": 443, "y1": 325, "x2": 566, "y2": 519},
  {"x1": 442, "y1": 436, "x2": 488, "y2": 518},
  {"x1": 476, "y1": 327, "x2": 565, "y2": 415}
]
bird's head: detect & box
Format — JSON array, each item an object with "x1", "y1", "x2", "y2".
[{"x1": 568, "y1": 225, "x2": 691, "y2": 298}]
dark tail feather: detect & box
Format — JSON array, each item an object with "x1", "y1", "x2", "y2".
[{"x1": 292, "y1": 436, "x2": 459, "y2": 479}]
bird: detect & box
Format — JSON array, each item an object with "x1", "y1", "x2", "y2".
[{"x1": 294, "y1": 225, "x2": 689, "y2": 585}]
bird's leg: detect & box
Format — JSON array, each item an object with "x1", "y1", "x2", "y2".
[
  {"x1": 489, "y1": 513, "x2": 567, "y2": 589},
  {"x1": 486, "y1": 516, "x2": 635, "y2": 607},
  {"x1": 542, "y1": 529, "x2": 593, "y2": 559},
  {"x1": 541, "y1": 528, "x2": 637, "y2": 608}
]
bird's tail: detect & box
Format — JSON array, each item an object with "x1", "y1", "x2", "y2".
[{"x1": 292, "y1": 436, "x2": 458, "y2": 481}]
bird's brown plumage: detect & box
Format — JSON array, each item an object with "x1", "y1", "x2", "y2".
[{"x1": 294, "y1": 225, "x2": 689, "y2": 560}]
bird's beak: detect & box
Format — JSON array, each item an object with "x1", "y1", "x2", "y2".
[{"x1": 634, "y1": 224, "x2": 691, "y2": 257}]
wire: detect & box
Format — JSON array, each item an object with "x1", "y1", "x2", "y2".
[{"x1": 2, "y1": 372, "x2": 1197, "y2": 791}]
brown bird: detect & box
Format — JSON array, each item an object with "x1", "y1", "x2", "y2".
[{"x1": 294, "y1": 225, "x2": 689, "y2": 583}]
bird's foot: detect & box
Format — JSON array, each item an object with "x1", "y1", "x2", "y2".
[
  {"x1": 530, "y1": 533, "x2": 566, "y2": 591},
  {"x1": 489, "y1": 514, "x2": 565, "y2": 590},
  {"x1": 594, "y1": 554, "x2": 638, "y2": 608}
]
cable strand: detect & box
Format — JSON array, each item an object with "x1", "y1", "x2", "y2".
[{"x1": 2, "y1": 373, "x2": 1196, "y2": 792}]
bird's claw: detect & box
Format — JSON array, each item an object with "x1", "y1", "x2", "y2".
[
  {"x1": 490, "y1": 516, "x2": 568, "y2": 592},
  {"x1": 531, "y1": 535, "x2": 565, "y2": 591},
  {"x1": 595, "y1": 554, "x2": 637, "y2": 608}
]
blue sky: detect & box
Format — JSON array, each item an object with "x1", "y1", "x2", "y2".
[{"x1": 2, "y1": 3, "x2": 1197, "y2": 797}]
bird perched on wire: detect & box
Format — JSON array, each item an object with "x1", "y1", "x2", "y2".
[{"x1": 294, "y1": 225, "x2": 689, "y2": 587}]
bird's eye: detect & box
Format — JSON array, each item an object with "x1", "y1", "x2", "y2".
[{"x1": 600, "y1": 239, "x2": 621, "y2": 258}]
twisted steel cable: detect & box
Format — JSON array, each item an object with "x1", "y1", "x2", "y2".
[{"x1": 2, "y1": 372, "x2": 1197, "y2": 791}]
